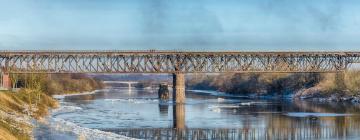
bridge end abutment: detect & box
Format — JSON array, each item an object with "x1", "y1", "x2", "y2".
[
  {"x1": 173, "y1": 73, "x2": 185, "y2": 104},
  {"x1": 0, "y1": 72, "x2": 11, "y2": 90}
]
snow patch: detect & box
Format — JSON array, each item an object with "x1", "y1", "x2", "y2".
[
  {"x1": 104, "y1": 98, "x2": 158, "y2": 104},
  {"x1": 217, "y1": 98, "x2": 225, "y2": 102},
  {"x1": 50, "y1": 118, "x2": 139, "y2": 140},
  {"x1": 285, "y1": 112, "x2": 353, "y2": 117},
  {"x1": 52, "y1": 90, "x2": 106, "y2": 99},
  {"x1": 51, "y1": 106, "x2": 83, "y2": 115},
  {"x1": 208, "y1": 105, "x2": 241, "y2": 112},
  {"x1": 238, "y1": 102, "x2": 268, "y2": 106}
]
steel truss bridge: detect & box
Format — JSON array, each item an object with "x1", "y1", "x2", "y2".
[{"x1": 0, "y1": 51, "x2": 360, "y2": 73}]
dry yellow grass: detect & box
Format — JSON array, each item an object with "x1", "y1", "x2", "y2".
[
  {"x1": 0, "y1": 128, "x2": 18, "y2": 140},
  {"x1": 316, "y1": 73, "x2": 336, "y2": 92},
  {"x1": 0, "y1": 73, "x2": 97, "y2": 140},
  {"x1": 0, "y1": 90, "x2": 58, "y2": 140},
  {"x1": 344, "y1": 70, "x2": 360, "y2": 93},
  {"x1": 315, "y1": 71, "x2": 360, "y2": 95}
]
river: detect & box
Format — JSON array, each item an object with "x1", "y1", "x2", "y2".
[{"x1": 34, "y1": 86, "x2": 360, "y2": 140}]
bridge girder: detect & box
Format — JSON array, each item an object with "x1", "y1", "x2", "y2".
[{"x1": 0, "y1": 51, "x2": 359, "y2": 73}]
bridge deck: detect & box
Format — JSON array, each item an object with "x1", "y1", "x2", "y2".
[
  {"x1": 1, "y1": 50, "x2": 360, "y2": 56},
  {"x1": 0, "y1": 51, "x2": 359, "y2": 73}
]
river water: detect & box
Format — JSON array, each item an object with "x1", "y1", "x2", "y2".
[{"x1": 34, "y1": 87, "x2": 360, "y2": 140}]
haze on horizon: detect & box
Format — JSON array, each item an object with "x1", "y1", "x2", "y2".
[{"x1": 0, "y1": 0, "x2": 360, "y2": 51}]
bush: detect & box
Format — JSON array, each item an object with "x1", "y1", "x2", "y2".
[
  {"x1": 41, "y1": 74, "x2": 104, "y2": 95},
  {"x1": 345, "y1": 71, "x2": 360, "y2": 93}
]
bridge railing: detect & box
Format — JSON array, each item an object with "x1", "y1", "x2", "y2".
[{"x1": 0, "y1": 51, "x2": 359, "y2": 73}]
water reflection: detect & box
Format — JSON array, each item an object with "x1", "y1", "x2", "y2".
[
  {"x1": 103, "y1": 127, "x2": 360, "y2": 140},
  {"x1": 173, "y1": 104, "x2": 185, "y2": 129},
  {"x1": 60, "y1": 89, "x2": 360, "y2": 140},
  {"x1": 158, "y1": 103, "x2": 169, "y2": 117}
]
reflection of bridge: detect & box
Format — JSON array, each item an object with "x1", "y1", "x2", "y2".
[
  {"x1": 1, "y1": 51, "x2": 360, "y2": 103},
  {"x1": 104, "y1": 127, "x2": 359, "y2": 140}
]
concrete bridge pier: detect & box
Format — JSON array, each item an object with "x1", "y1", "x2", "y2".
[
  {"x1": 172, "y1": 73, "x2": 186, "y2": 129},
  {"x1": 173, "y1": 73, "x2": 185, "y2": 104}
]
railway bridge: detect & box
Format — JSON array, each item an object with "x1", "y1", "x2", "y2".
[{"x1": 1, "y1": 51, "x2": 360, "y2": 103}]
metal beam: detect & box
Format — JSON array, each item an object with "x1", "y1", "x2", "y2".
[{"x1": 0, "y1": 51, "x2": 359, "y2": 73}]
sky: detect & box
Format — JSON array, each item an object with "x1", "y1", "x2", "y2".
[{"x1": 0, "y1": 0, "x2": 359, "y2": 51}]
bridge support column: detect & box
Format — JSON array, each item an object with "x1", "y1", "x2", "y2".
[
  {"x1": 1, "y1": 72, "x2": 11, "y2": 90},
  {"x1": 173, "y1": 73, "x2": 185, "y2": 104}
]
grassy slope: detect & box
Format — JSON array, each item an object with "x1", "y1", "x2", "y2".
[
  {"x1": 316, "y1": 70, "x2": 360, "y2": 95},
  {"x1": 0, "y1": 73, "x2": 103, "y2": 140},
  {"x1": 0, "y1": 90, "x2": 58, "y2": 140}
]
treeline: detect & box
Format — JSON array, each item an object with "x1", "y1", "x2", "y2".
[
  {"x1": 44, "y1": 74, "x2": 104, "y2": 95},
  {"x1": 11, "y1": 73, "x2": 104, "y2": 95},
  {"x1": 187, "y1": 71, "x2": 360, "y2": 97}
]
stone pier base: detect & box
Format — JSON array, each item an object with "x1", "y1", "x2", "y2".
[
  {"x1": 158, "y1": 84, "x2": 170, "y2": 100},
  {"x1": 173, "y1": 73, "x2": 185, "y2": 104}
]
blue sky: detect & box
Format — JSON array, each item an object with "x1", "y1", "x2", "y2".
[{"x1": 0, "y1": 0, "x2": 359, "y2": 51}]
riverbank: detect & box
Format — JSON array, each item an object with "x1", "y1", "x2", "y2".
[
  {"x1": 0, "y1": 73, "x2": 105, "y2": 139},
  {"x1": 0, "y1": 89, "x2": 126, "y2": 140},
  {"x1": 188, "y1": 71, "x2": 360, "y2": 103},
  {"x1": 0, "y1": 89, "x2": 58, "y2": 140},
  {"x1": 294, "y1": 87, "x2": 360, "y2": 103}
]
